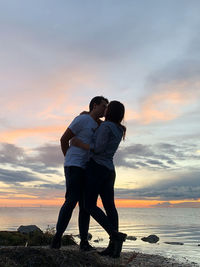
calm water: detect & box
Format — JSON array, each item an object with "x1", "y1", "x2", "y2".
[{"x1": 0, "y1": 207, "x2": 200, "y2": 265}]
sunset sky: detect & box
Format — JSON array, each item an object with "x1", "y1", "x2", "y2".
[{"x1": 0, "y1": 0, "x2": 200, "y2": 207}]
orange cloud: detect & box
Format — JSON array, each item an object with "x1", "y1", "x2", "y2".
[
  {"x1": 126, "y1": 81, "x2": 199, "y2": 124},
  {"x1": 0, "y1": 125, "x2": 65, "y2": 143}
]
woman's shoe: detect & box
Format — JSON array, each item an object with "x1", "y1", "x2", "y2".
[
  {"x1": 98, "y1": 240, "x2": 114, "y2": 256},
  {"x1": 110, "y1": 232, "x2": 127, "y2": 258}
]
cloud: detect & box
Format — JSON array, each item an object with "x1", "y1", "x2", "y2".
[
  {"x1": 32, "y1": 144, "x2": 64, "y2": 168},
  {"x1": 115, "y1": 141, "x2": 200, "y2": 170},
  {"x1": 0, "y1": 142, "x2": 63, "y2": 176},
  {"x1": 133, "y1": 29, "x2": 200, "y2": 125},
  {"x1": 129, "y1": 80, "x2": 200, "y2": 125},
  {"x1": 36, "y1": 182, "x2": 65, "y2": 190},
  {"x1": 151, "y1": 201, "x2": 200, "y2": 208},
  {"x1": 0, "y1": 168, "x2": 43, "y2": 185},
  {"x1": 115, "y1": 144, "x2": 171, "y2": 169},
  {"x1": 115, "y1": 171, "x2": 200, "y2": 201}
]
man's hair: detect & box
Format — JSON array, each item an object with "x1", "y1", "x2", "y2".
[{"x1": 89, "y1": 96, "x2": 109, "y2": 112}]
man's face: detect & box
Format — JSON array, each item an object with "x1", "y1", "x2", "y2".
[{"x1": 94, "y1": 100, "x2": 108, "y2": 118}]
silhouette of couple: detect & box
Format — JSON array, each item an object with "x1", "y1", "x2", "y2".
[{"x1": 51, "y1": 96, "x2": 127, "y2": 258}]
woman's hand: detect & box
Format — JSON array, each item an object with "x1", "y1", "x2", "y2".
[{"x1": 70, "y1": 137, "x2": 90, "y2": 150}]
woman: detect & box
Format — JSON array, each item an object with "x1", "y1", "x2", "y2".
[{"x1": 71, "y1": 100, "x2": 127, "y2": 258}]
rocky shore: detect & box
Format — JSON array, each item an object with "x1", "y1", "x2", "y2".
[
  {"x1": 0, "y1": 246, "x2": 198, "y2": 267},
  {"x1": 0, "y1": 226, "x2": 199, "y2": 266}
]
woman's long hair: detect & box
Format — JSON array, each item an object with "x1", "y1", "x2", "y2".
[{"x1": 105, "y1": 101, "x2": 126, "y2": 139}]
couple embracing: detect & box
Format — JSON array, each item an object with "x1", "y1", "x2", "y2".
[{"x1": 51, "y1": 96, "x2": 127, "y2": 258}]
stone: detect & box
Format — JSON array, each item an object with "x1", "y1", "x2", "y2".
[
  {"x1": 17, "y1": 225, "x2": 43, "y2": 234},
  {"x1": 126, "y1": 236, "x2": 137, "y2": 241},
  {"x1": 164, "y1": 242, "x2": 184, "y2": 245},
  {"x1": 93, "y1": 238, "x2": 103, "y2": 243},
  {"x1": 141, "y1": 235, "x2": 159, "y2": 243}
]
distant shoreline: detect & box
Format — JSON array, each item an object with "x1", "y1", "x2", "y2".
[{"x1": 1, "y1": 206, "x2": 200, "y2": 209}]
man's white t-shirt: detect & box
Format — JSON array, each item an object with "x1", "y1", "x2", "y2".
[{"x1": 64, "y1": 114, "x2": 98, "y2": 168}]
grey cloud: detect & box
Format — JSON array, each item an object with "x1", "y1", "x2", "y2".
[
  {"x1": 115, "y1": 171, "x2": 200, "y2": 201},
  {"x1": 146, "y1": 159, "x2": 169, "y2": 168},
  {"x1": 146, "y1": 23, "x2": 200, "y2": 87},
  {"x1": 149, "y1": 58, "x2": 200, "y2": 86},
  {"x1": 115, "y1": 144, "x2": 172, "y2": 169},
  {"x1": 145, "y1": 33, "x2": 200, "y2": 106},
  {"x1": 167, "y1": 160, "x2": 176, "y2": 165},
  {"x1": 0, "y1": 142, "x2": 63, "y2": 174},
  {"x1": 0, "y1": 168, "x2": 43, "y2": 185},
  {"x1": 0, "y1": 143, "x2": 25, "y2": 164},
  {"x1": 36, "y1": 182, "x2": 65, "y2": 190},
  {"x1": 114, "y1": 153, "x2": 139, "y2": 169},
  {"x1": 32, "y1": 144, "x2": 64, "y2": 168},
  {"x1": 115, "y1": 141, "x2": 200, "y2": 170},
  {"x1": 0, "y1": 142, "x2": 65, "y2": 187},
  {"x1": 1, "y1": 141, "x2": 199, "y2": 176},
  {"x1": 151, "y1": 201, "x2": 200, "y2": 208},
  {"x1": 2, "y1": 0, "x2": 198, "y2": 69},
  {"x1": 151, "y1": 202, "x2": 172, "y2": 208}
]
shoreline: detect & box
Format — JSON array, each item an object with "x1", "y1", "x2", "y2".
[{"x1": 0, "y1": 246, "x2": 198, "y2": 267}]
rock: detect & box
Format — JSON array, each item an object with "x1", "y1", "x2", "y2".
[
  {"x1": 198, "y1": 244, "x2": 200, "y2": 246},
  {"x1": 127, "y1": 236, "x2": 137, "y2": 241},
  {"x1": 93, "y1": 238, "x2": 103, "y2": 243},
  {"x1": 141, "y1": 235, "x2": 159, "y2": 243},
  {"x1": 164, "y1": 242, "x2": 184, "y2": 245},
  {"x1": 0, "y1": 230, "x2": 78, "y2": 247},
  {"x1": 17, "y1": 225, "x2": 43, "y2": 234},
  {"x1": 0, "y1": 231, "x2": 27, "y2": 246}
]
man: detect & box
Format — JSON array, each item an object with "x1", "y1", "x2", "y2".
[{"x1": 51, "y1": 96, "x2": 108, "y2": 251}]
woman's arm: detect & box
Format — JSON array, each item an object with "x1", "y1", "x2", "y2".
[{"x1": 70, "y1": 123, "x2": 110, "y2": 153}]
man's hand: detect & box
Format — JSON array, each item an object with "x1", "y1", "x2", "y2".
[
  {"x1": 80, "y1": 111, "x2": 89, "y2": 115},
  {"x1": 70, "y1": 137, "x2": 90, "y2": 151},
  {"x1": 60, "y1": 128, "x2": 75, "y2": 156}
]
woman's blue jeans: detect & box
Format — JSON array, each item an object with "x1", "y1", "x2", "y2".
[{"x1": 84, "y1": 159, "x2": 118, "y2": 236}]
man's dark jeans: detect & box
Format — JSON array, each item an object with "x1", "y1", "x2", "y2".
[
  {"x1": 56, "y1": 166, "x2": 90, "y2": 241},
  {"x1": 84, "y1": 159, "x2": 118, "y2": 236}
]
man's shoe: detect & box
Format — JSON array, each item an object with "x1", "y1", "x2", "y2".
[
  {"x1": 98, "y1": 240, "x2": 113, "y2": 256},
  {"x1": 110, "y1": 232, "x2": 127, "y2": 258},
  {"x1": 80, "y1": 240, "x2": 96, "y2": 252},
  {"x1": 50, "y1": 234, "x2": 61, "y2": 249}
]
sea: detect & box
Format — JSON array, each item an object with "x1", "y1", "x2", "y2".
[{"x1": 0, "y1": 207, "x2": 200, "y2": 266}]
